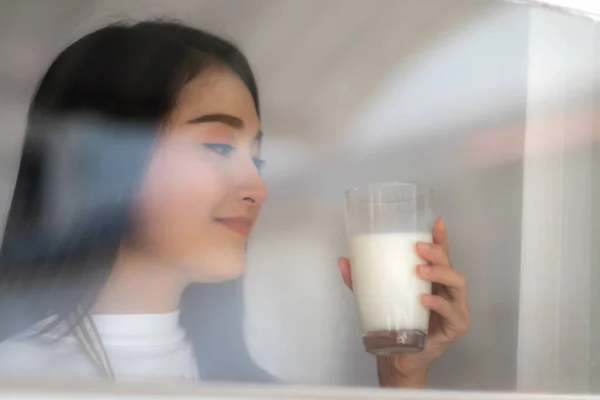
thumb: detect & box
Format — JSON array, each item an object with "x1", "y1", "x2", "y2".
[
  {"x1": 338, "y1": 257, "x2": 353, "y2": 290},
  {"x1": 433, "y1": 218, "x2": 450, "y2": 256}
]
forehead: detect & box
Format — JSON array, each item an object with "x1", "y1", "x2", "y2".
[{"x1": 172, "y1": 66, "x2": 260, "y2": 132}]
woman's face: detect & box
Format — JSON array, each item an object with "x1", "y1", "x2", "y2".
[{"x1": 134, "y1": 66, "x2": 267, "y2": 282}]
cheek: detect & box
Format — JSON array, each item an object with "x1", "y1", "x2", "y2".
[
  {"x1": 136, "y1": 145, "x2": 230, "y2": 232},
  {"x1": 129, "y1": 143, "x2": 249, "y2": 281}
]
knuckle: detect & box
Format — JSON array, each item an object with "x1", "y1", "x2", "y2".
[
  {"x1": 432, "y1": 244, "x2": 444, "y2": 258},
  {"x1": 433, "y1": 245, "x2": 450, "y2": 264},
  {"x1": 435, "y1": 296, "x2": 450, "y2": 311},
  {"x1": 429, "y1": 295, "x2": 443, "y2": 308},
  {"x1": 462, "y1": 316, "x2": 472, "y2": 333},
  {"x1": 456, "y1": 274, "x2": 467, "y2": 289},
  {"x1": 428, "y1": 264, "x2": 441, "y2": 278}
]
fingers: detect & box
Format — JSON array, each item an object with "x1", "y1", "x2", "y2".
[
  {"x1": 421, "y1": 294, "x2": 470, "y2": 335},
  {"x1": 416, "y1": 218, "x2": 451, "y2": 267},
  {"x1": 432, "y1": 218, "x2": 450, "y2": 256},
  {"x1": 420, "y1": 219, "x2": 470, "y2": 342},
  {"x1": 337, "y1": 257, "x2": 353, "y2": 290},
  {"x1": 417, "y1": 264, "x2": 466, "y2": 293},
  {"x1": 416, "y1": 241, "x2": 450, "y2": 268},
  {"x1": 421, "y1": 294, "x2": 455, "y2": 320}
]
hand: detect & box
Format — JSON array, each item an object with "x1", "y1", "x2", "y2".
[{"x1": 338, "y1": 218, "x2": 470, "y2": 388}]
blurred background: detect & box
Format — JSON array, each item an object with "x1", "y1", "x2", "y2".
[{"x1": 0, "y1": 0, "x2": 599, "y2": 394}]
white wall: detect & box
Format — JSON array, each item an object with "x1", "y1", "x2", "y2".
[
  {"x1": 516, "y1": 7, "x2": 600, "y2": 393},
  {"x1": 243, "y1": 3, "x2": 530, "y2": 390}
]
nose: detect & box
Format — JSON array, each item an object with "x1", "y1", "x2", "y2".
[{"x1": 238, "y1": 158, "x2": 268, "y2": 206}]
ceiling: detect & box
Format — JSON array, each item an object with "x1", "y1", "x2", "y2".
[
  {"x1": 0, "y1": 0, "x2": 503, "y2": 189},
  {"x1": 0, "y1": 0, "x2": 493, "y2": 136},
  {"x1": 507, "y1": 0, "x2": 600, "y2": 20}
]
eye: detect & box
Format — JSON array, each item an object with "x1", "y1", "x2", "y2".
[
  {"x1": 203, "y1": 143, "x2": 235, "y2": 157},
  {"x1": 253, "y1": 157, "x2": 266, "y2": 171}
]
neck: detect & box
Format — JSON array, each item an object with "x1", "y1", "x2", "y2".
[{"x1": 92, "y1": 244, "x2": 188, "y2": 315}]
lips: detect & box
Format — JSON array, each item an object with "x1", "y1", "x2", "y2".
[{"x1": 215, "y1": 217, "x2": 254, "y2": 236}]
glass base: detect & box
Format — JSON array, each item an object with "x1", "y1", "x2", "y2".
[{"x1": 363, "y1": 329, "x2": 427, "y2": 356}]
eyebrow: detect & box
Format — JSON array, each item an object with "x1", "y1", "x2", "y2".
[
  {"x1": 187, "y1": 113, "x2": 263, "y2": 142},
  {"x1": 187, "y1": 113, "x2": 244, "y2": 128}
]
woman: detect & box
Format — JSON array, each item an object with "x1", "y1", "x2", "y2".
[{"x1": 0, "y1": 20, "x2": 470, "y2": 386}]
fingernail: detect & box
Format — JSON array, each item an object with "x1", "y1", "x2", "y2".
[
  {"x1": 438, "y1": 218, "x2": 445, "y2": 230},
  {"x1": 418, "y1": 265, "x2": 431, "y2": 275},
  {"x1": 417, "y1": 241, "x2": 431, "y2": 249}
]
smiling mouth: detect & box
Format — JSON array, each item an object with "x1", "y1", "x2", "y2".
[{"x1": 215, "y1": 217, "x2": 254, "y2": 236}]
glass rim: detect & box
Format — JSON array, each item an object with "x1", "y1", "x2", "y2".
[{"x1": 345, "y1": 182, "x2": 433, "y2": 202}]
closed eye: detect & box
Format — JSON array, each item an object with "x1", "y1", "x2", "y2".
[{"x1": 203, "y1": 143, "x2": 235, "y2": 157}]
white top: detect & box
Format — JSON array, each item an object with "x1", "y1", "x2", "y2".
[{"x1": 0, "y1": 311, "x2": 199, "y2": 382}]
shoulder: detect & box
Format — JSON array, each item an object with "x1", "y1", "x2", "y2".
[{"x1": 0, "y1": 320, "x2": 100, "y2": 380}]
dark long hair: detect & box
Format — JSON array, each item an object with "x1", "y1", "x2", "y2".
[{"x1": 0, "y1": 20, "x2": 260, "y2": 340}]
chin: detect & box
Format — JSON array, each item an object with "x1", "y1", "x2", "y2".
[{"x1": 184, "y1": 249, "x2": 247, "y2": 283}]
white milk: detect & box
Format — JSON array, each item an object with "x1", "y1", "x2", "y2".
[{"x1": 349, "y1": 232, "x2": 432, "y2": 333}]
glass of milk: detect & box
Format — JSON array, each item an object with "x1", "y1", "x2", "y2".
[{"x1": 345, "y1": 182, "x2": 434, "y2": 355}]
